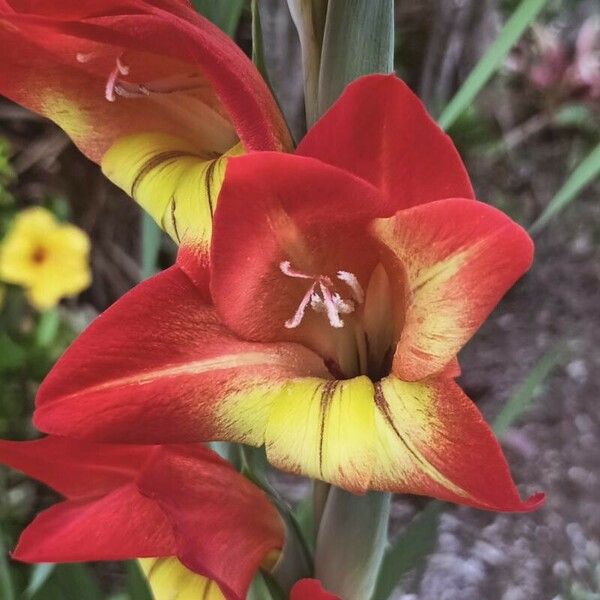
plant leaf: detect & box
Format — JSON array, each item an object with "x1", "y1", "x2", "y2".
[
  {"x1": 315, "y1": 489, "x2": 391, "y2": 600},
  {"x1": 287, "y1": 0, "x2": 329, "y2": 127},
  {"x1": 140, "y1": 212, "x2": 162, "y2": 280},
  {"x1": 438, "y1": 0, "x2": 551, "y2": 131},
  {"x1": 317, "y1": 0, "x2": 394, "y2": 121},
  {"x1": 24, "y1": 563, "x2": 56, "y2": 599},
  {"x1": 191, "y1": 0, "x2": 245, "y2": 37},
  {"x1": 251, "y1": 0, "x2": 272, "y2": 88},
  {"x1": 371, "y1": 501, "x2": 442, "y2": 600},
  {"x1": 529, "y1": 142, "x2": 600, "y2": 234},
  {"x1": 126, "y1": 561, "x2": 153, "y2": 600},
  {"x1": 493, "y1": 344, "x2": 566, "y2": 437}
]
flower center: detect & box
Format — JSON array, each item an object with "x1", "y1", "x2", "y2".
[
  {"x1": 31, "y1": 246, "x2": 47, "y2": 264},
  {"x1": 280, "y1": 261, "x2": 364, "y2": 329}
]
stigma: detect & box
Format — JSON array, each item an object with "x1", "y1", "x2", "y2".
[{"x1": 280, "y1": 261, "x2": 365, "y2": 329}]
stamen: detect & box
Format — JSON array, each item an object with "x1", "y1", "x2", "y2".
[
  {"x1": 319, "y1": 283, "x2": 344, "y2": 328},
  {"x1": 281, "y1": 261, "x2": 363, "y2": 329},
  {"x1": 105, "y1": 55, "x2": 130, "y2": 102},
  {"x1": 279, "y1": 261, "x2": 313, "y2": 279},
  {"x1": 337, "y1": 270, "x2": 365, "y2": 304},
  {"x1": 285, "y1": 284, "x2": 315, "y2": 329}
]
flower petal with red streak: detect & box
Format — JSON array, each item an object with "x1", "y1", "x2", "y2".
[
  {"x1": 13, "y1": 484, "x2": 176, "y2": 563},
  {"x1": 137, "y1": 445, "x2": 284, "y2": 600},
  {"x1": 34, "y1": 265, "x2": 328, "y2": 444},
  {"x1": 296, "y1": 75, "x2": 474, "y2": 211},
  {"x1": 291, "y1": 579, "x2": 341, "y2": 600},
  {"x1": 371, "y1": 198, "x2": 534, "y2": 381},
  {"x1": 371, "y1": 375, "x2": 544, "y2": 511}
]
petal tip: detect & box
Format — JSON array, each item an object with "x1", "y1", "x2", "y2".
[{"x1": 522, "y1": 491, "x2": 546, "y2": 512}]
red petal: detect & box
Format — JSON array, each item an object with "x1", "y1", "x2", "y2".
[
  {"x1": 297, "y1": 75, "x2": 474, "y2": 211},
  {"x1": 372, "y1": 376, "x2": 545, "y2": 511},
  {"x1": 35, "y1": 266, "x2": 327, "y2": 443},
  {"x1": 291, "y1": 580, "x2": 341, "y2": 600},
  {"x1": 0, "y1": 1, "x2": 289, "y2": 162},
  {"x1": 13, "y1": 483, "x2": 176, "y2": 563},
  {"x1": 209, "y1": 152, "x2": 385, "y2": 369},
  {"x1": 137, "y1": 445, "x2": 284, "y2": 600},
  {"x1": 371, "y1": 198, "x2": 534, "y2": 380},
  {"x1": 0, "y1": 437, "x2": 151, "y2": 499}
]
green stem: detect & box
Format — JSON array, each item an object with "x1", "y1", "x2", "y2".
[
  {"x1": 35, "y1": 309, "x2": 60, "y2": 348},
  {"x1": 315, "y1": 488, "x2": 391, "y2": 600}
]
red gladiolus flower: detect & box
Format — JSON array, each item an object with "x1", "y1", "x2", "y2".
[
  {"x1": 0, "y1": 436, "x2": 284, "y2": 600},
  {"x1": 0, "y1": 0, "x2": 291, "y2": 271},
  {"x1": 33, "y1": 75, "x2": 544, "y2": 512},
  {"x1": 291, "y1": 579, "x2": 340, "y2": 600}
]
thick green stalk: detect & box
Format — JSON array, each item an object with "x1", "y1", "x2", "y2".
[
  {"x1": 315, "y1": 488, "x2": 391, "y2": 600},
  {"x1": 317, "y1": 0, "x2": 394, "y2": 119}
]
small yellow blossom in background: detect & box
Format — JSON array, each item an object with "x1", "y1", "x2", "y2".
[{"x1": 0, "y1": 207, "x2": 91, "y2": 310}]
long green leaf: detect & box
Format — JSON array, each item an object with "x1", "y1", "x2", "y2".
[
  {"x1": 317, "y1": 0, "x2": 394, "y2": 121},
  {"x1": 287, "y1": 0, "x2": 329, "y2": 127},
  {"x1": 315, "y1": 489, "x2": 391, "y2": 600},
  {"x1": 251, "y1": 0, "x2": 272, "y2": 87},
  {"x1": 371, "y1": 501, "x2": 442, "y2": 600},
  {"x1": 530, "y1": 142, "x2": 600, "y2": 234},
  {"x1": 191, "y1": 0, "x2": 245, "y2": 37},
  {"x1": 493, "y1": 344, "x2": 566, "y2": 437},
  {"x1": 31, "y1": 564, "x2": 103, "y2": 600},
  {"x1": 0, "y1": 529, "x2": 16, "y2": 600},
  {"x1": 140, "y1": 213, "x2": 161, "y2": 281},
  {"x1": 24, "y1": 564, "x2": 56, "y2": 599},
  {"x1": 438, "y1": 0, "x2": 550, "y2": 131},
  {"x1": 125, "y1": 561, "x2": 153, "y2": 600}
]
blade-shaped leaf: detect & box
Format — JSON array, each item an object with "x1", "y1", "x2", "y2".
[
  {"x1": 530, "y1": 142, "x2": 600, "y2": 234},
  {"x1": 191, "y1": 0, "x2": 245, "y2": 37},
  {"x1": 315, "y1": 489, "x2": 391, "y2": 600},
  {"x1": 317, "y1": 0, "x2": 394, "y2": 122},
  {"x1": 438, "y1": 0, "x2": 551, "y2": 131},
  {"x1": 371, "y1": 501, "x2": 442, "y2": 600},
  {"x1": 493, "y1": 344, "x2": 566, "y2": 437}
]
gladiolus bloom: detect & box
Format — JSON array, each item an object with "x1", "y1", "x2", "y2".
[
  {"x1": 0, "y1": 207, "x2": 90, "y2": 309},
  {"x1": 0, "y1": 436, "x2": 284, "y2": 600},
  {"x1": 33, "y1": 75, "x2": 544, "y2": 512},
  {"x1": 0, "y1": 0, "x2": 291, "y2": 271},
  {"x1": 291, "y1": 579, "x2": 340, "y2": 600}
]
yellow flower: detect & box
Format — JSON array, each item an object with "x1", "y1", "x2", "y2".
[{"x1": 0, "y1": 207, "x2": 91, "y2": 310}]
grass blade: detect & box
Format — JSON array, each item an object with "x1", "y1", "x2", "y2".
[
  {"x1": 126, "y1": 561, "x2": 153, "y2": 600},
  {"x1": 529, "y1": 142, "x2": 600, "y2": 234},
  {"x1": 493, "y1": 344, "x2": 566, "y2": 437},
  {"x1": 0, "y1": 529, "x2": 16, "y2": 600},
  {"x1": 371, "y1": 501, "x2": 442, "y2": 600},
  {"x1": 438, "y1": 0, "x2": 551, "y2": 131}
]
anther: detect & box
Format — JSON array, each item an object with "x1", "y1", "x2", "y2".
[{"x1": 280, "y1": 261, "x2": 363, "y2": 330}]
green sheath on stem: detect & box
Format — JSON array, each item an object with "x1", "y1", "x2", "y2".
[{"x1": 315, "y1": 488, "x2": 391, "y2": 600}]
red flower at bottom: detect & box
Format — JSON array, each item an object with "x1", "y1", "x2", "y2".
[
  {"x1": 291, "y1": 579, "x2": 341, "y2": 600},
  {"x1": 0, "y1": 437, "x2": 283, "y2": 600}
]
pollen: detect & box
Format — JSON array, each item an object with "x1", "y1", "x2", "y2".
[{"x1": 279, "y1": 261, "x2": 364, "y2": 329}]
